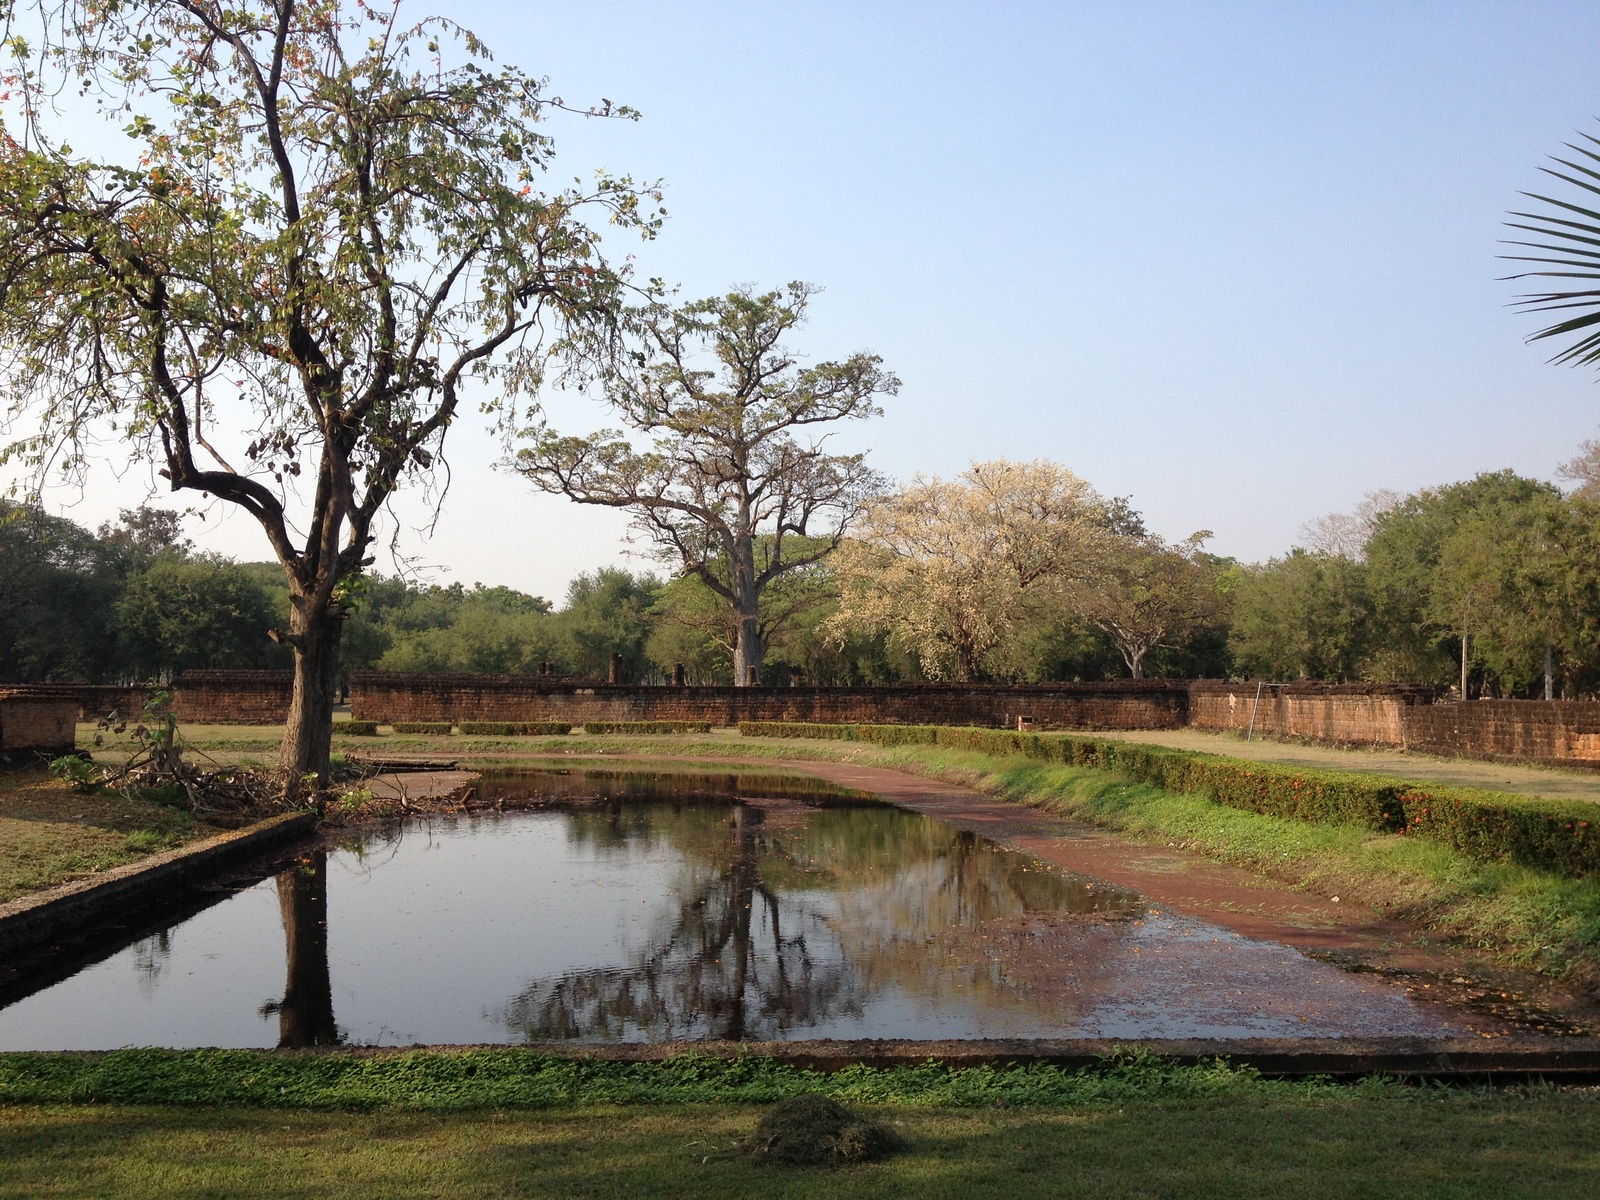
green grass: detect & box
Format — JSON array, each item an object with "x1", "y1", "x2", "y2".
[
  {"x1": 0, "y1": 1048, "x2": 1403, "y2": 1110},
  {"x1": 5, "y1": 1089, "x2": 1600, "y2": 1198},
  {"x1": 5, "y1": 1051, "x2": 1600, "y2": 1198}
]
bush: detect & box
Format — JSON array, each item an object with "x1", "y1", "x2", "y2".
[
  {"x1": 458, "y1": 721, "x2": 574, "y2": 736},
  {"x1": 583, "y1": 721, "x2": 713, "y2": 735},
  {"x1": 390, "y1": 721, "x2": 453, "y2": 735},
  {"x1": 738, "y1": 722, "x2": 1600, "y2": 876},
  {"x1": 335, "y1": 721, "x2": 379, "y2": 737}
]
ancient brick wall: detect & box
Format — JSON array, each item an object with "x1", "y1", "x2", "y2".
[
  {"x1": 171, "y1": 671, "x2": 293, "y2": 725},
  {"x1": 1188, "y1": 682, "x2": 1435, "y2": 747},
  {"x1": 349, "y1": 672, "x2": 1192, "y2": 730},
  {"x1": 0, "y1": 691, "x2": 79, "y2": 753},
  {"x1": 1402, "y1": 700, "x2": 1600, "y2": 766}
]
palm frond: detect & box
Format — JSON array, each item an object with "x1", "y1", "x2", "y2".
[{"x1": 1502, "y1": 131, "x2": 1600, "y2": 367}]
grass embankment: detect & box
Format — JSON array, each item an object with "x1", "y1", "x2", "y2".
[
  {"x1": 4, "y1": 1051, "x2": 1600, "y2": 1197},
  {"x1": 733, "y1": 724, "x2": 1600, "y2": 988},
  {"x1": 0, "y1": 768, "x2": 207, "y2": 905}
]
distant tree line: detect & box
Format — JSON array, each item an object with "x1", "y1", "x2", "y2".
[{"x1": 9, "y1": 449, "x2": 1600, "y2": 696}]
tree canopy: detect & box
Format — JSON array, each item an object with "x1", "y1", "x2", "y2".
[{"x1": 0, "y1": 0, "x2": 659, "y2": 783}]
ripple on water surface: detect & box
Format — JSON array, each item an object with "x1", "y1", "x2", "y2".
[{"x1": 0, "y1": 771, "x2": 1485, "y2": 1048}]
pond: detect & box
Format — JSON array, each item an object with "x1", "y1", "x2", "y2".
[{"x1": 0, "y1": 769, "x2": 1491, "y2": 1049}]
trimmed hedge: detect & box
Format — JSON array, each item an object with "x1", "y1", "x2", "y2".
[
  {"x1": 738, "y1": 721, "x2": 1600, "y2": 876},
  {"x1": 458, "y1": 721, "x2": 574, "y2": 736},
  {"x1": 335, "y1": 721, "x2": 379, "y2": 737},
  {"x1": 390, "y1": 721, "x2": 453, "y2": 735},
  {"x1": 583, "y1": 721, "x2": 714, "y2": 735}
]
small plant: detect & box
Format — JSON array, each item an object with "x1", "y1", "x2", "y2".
[{"x1": 49, "y1": 754, "x2": 99, "y2": 792}]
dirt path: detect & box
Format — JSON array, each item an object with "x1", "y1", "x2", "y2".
[{"x1": 1097, "y1": 728, "x2": 1600, "y2": 804}]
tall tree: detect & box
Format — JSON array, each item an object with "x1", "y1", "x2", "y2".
[
  {"x1": 516, "y1": 283, "x2": 898, "y2": 685},
  {"x1": 829, "y1": 459, "x2": 1105, "y2": 681},
  {"x1": 0, "y1": 1, "x2": 658, "y2": 787},
  {"x1": 1075, "y1": 532, "x2": 1220, "y2": 679}
]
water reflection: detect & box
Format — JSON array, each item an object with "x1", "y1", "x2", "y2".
[
  {"x1": 498, "y1": 793, "x2": 1143, "y2": 1042},
  {"x1": 260, "y1": 855, "x2": 340, "y2": 1048},
  {"x1": 0, "y1": 770, "x2": 1487, "y2": 1048}
]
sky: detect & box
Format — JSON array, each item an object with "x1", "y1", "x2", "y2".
[{"x1": 12, "y1": 1, "x2": 1600, "y2": 602}]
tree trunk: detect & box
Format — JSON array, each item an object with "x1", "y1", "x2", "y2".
[
  {"x1": 1545, "y1": 641, "x2": 1555, "y2": 701},
  {"x1": 1460, "y1": 631, "x2": 1469, "y2": 701},
  {"x1": 278, "y1": 594, "x2": 343, "y2": 790},
  {"x1": 730, "y1": 533, "x2": 763, "y2": 686},
  {"x1": 1128, "y1": 651, "x2": 1145, "y2": 680}
]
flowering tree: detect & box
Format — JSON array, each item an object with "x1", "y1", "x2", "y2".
[
  {"x1": 0, "y1": 1, "x2": 658, "y2": 787},
  {"x1": 829, "y1": 459, "x2": 1104, "y2": 680}
]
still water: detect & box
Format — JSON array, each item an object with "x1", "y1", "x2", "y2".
[{"x1": 0, "y1": 770, "x2": 1479, "y2": 1048}]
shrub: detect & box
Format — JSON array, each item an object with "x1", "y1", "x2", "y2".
[
  {"x1": 335, "y1": 721, "x2": 379, "y2": 737},
  {"x1": 583, "y1": 721, "x2": 713, "y2": 735},
  {"x1": 458, "y1": 721, "x2": 574, "y2": 736},
  {"x1": 390, "y1": 721, "x2": 453, "y2": 735},
  {"x1": 738, "y1": 721, "x2": 1600, "y2": 876}
]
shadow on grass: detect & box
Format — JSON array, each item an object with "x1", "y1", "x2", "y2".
[{"x1": 8, "y1": 1095, "x2": 1597, "y2": 1200}]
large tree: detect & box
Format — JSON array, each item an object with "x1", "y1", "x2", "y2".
[
  {"x1": 517, "y1": 283, "x2": 897, "y2": 684},
  {"x1": 829, "y1": 459, "x2": 1105, "y2": 681},
  {"x1": 0, "y1": 1, "x2": 657, "y2": 787}
]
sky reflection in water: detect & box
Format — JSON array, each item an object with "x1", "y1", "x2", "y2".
[{"x1": 0, "y1": 770, "x2": 1475, "y2": 1048}]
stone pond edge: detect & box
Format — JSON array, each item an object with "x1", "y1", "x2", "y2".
[{"x1": 0, "y1": 810, "x2": 318, "y2": 955}]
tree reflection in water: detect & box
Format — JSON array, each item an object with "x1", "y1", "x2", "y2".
[
  {"x1": 503, "y1": 804, "x2": 862, "y2": 1042},
  {"x1": 260, "y1": 852, "x2": 340, "y2": 1048},
  {"x1": 499, "y1": 797, "x2": 1144, "y2": 1042}
]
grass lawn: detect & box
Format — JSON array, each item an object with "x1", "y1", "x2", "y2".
[
  {"x1": 6, "y1": 1090, "x2": 1600, "y2": 1198},
  {"x1": 0, "y1": 766, "x2": 207, "y2": 905}
]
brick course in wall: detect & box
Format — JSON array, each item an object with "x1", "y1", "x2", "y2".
[{"x1": 349, "y1": 672, "x2": 1192, "y2": 731}]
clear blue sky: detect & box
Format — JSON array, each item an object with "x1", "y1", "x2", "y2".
[{"x1": 26, "y1": 1, "x2": 1600, "y2": 599}]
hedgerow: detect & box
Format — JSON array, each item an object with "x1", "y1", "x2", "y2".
[
  {"x1": 583, "y1": 721, "x2": 714, "y2": 735},
  {"x1": 458, "y1": 721, "x2": 573, "y2": 736},
  {"x1": 334, "y1": 721, "x2": 379, "y2": 736},
  {"x1": 390, "y1": 721, "x2": 453, "y2": 735},
  {"x1": 739, "y1": 722, "x2": 1600, "y2": 876}
]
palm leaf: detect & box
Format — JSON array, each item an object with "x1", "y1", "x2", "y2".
[{"x1": 1502, "y1": 130, "x2": 1600, "y2": 366}]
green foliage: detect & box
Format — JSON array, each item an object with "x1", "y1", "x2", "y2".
[
  {"x1": 47, "y1": 755, "x2": 98, "y2": 790},
  {"x1": 741, "y1": 723, "x2": 1600, "y2": 875},
  {"x1": 390, "y1": 722, "x2": 453, "y2": 735},
  {"x1": 582, "y1": 721, "x2": 713, "y2": 735},
  {"x1": 115, "y1": 553, "x2": 291, "y2": 678},
  {"x1": 0, "y1": 1047, "x2": 1353, "y2": 1112},
  {"x1": 458, "y1": 722, "x2": 573, "y2": 736},
  {"x1": 1230, "y1": 549, "x2": 1373, "y2": 680},
  {"x1": 335, "y1": 722, "x2": 379, "y2": 737}
]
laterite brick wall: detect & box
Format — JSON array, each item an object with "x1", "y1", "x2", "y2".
[
  {"x1": 1403, "y1": 700, "x2": 1600, "y2": 765},
  {"x1": 0, "y1": 691, "x2": 79, "y2": 754},
  {"x1": 171, "y1": 671, "x2": 293, "y2": 725},
  {"x1": 349, "y1": 672, "x2": 1192, "y2": 731},
  {"x1": 1188, "y1": 682, "x2": 1436, "y2": 747}
]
